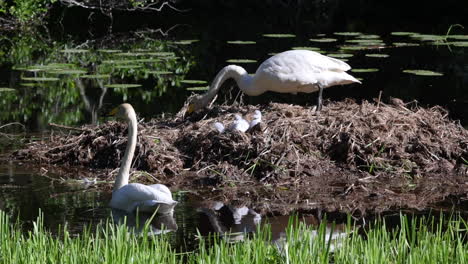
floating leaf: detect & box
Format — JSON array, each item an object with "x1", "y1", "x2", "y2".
[
  {"x1": 449, "y1": 41, "x2": 468, "y2": 47},
  {"x1": 0, "y1": 87, "x2": 16, "y2": 92},
  {"x1": 339, "y1": 45, "x2": 369, "y2": 51},
  {"x1": 345, "y1": 39, "x2": 384, "y2": 45},
  {"x1": 365, "y1": 53, "x2": 390, "y2": 58},
  {"x1": 402, "y1": 70, "x2": 443, "y2": 76},
  {"x1": 114, "y1": 65, "x2": 143, "y2": 69},
  {"x1": 21, "y1": 77, "x2": 60, "y2": 81},
  {"x1": 226, "y1": 59, "x2": 257, "y2": 63},
  {"x1": 60, "y1": 49, "x2": 89, "y2": 53},
  {"x1": 80, "y1": 74, "x2": 111, "y2": 79},
  {"x1": 316, "y1": 33, "x2": 326, "y2": 37},
  {"x1": 447, "y1": 35, "x2": 468, "y2": 40},
  {"x1": 173, "y1": 39, "x2": 200, "y2": 45},
  {"x1": 327, "y1": 53, "x2": 354, "y2": 58},
  {"x1": 105, "y1": 84, "x2": 142, "y2": 89},
  {"x1": 309, "y1": 38, "x2": 337, "y2": 42},
  {"x1": 134, "y1": 58, "x2": 161, "y2": 63},
  {"x1": 333, "y1": 32, "x2": 362, "y2": 36},
  {"x1": 147, "y1": 70, "x2": 173, "y2": 75},
  {"x1": 227, "y1": 40, "x2": 256, "y2": 44},
  {"x1": 410, "y1": 34, "x2": 446, "y2": 41},
  {"x1": 20, "y1": 83, "x2": 40, "y2": 87},
  {"x1": 357, "y1": 34, "x2": 381, "y2": 39},
  {"x1": 393, "y1": 42, "x2": 420, "y2": 47},
  {"x1": 97, "y1": 49, "x2": 122, "y2": 53},
  {"x1": 186, "y1": 86, "x2": 209, "y2": 91},
  {"x1": 352, "y1": 68, "x2": 379, "y2": 73},
  {"x1": 291, "y1": 46, "x2": 322, "y2": 52},
  {"x1": 181, "y1": 80, "x2": 207, "y2": 84},
  {"x1": 391, "y1": 32, "x2": 416, "y2": 36},
  {"x1": 102, "y1": 59, "x2": 137, "y2": 64},
  {"x1": 262, "y1": 34, "x2": 296, "y2": 38},
  {"x1": 48, "y1": 69, "x2": 87, "y2": 75}
]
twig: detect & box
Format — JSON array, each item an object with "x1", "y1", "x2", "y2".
[{"x1": 49, "y1": 123, "x2": 90, "y2": 132}]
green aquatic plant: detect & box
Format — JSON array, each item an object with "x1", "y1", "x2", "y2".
[
  {"x1": 403, "y1": 70, "x2": 443, "y2": 76},
  {"x1": 262, "y1": 34, "x2": 296, "y2": 38}
]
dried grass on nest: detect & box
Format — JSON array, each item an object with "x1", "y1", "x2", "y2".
[
  {"x1": 14, "y1": 121, "x2": 182, "y2": 178},
  {"x1": 176, "y1": 98, "x2": 467, "y2": 182}
]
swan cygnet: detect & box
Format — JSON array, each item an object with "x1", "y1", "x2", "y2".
[
  {"x1": 186, "y1": 49, "x2": 361, "y2": 114},
  {"x1": 108, "y1": 103, "x2": 177, "y2": 214}
]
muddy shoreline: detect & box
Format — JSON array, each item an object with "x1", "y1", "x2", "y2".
[{"x1": 12, "y1": 99, "x2": 468, "y2": 216}]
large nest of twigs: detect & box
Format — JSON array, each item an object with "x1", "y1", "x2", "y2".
[{"x1": 12, "y1": 99, "x2": 468, "y2": 215}]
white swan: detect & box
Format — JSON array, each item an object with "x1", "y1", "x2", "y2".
[
  {"x1": 108, "y1": 103, "x2": 177, "y2": 214},
  {"x1": 187, "y1": 49, "x2": 361, "y2": 114}
]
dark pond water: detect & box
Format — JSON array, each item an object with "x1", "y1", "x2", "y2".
[
  {"x1": 0, "y1": 162, "x2": 351, "y2": 249},
  {"x1": 1, "y1": 1, "x2": 468, "y2": 242}
]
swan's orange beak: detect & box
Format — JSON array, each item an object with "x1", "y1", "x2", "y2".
[
  {"x1": 108, "y1": 107, "x2": 119, "y2": 116},
  {"x1": 187, "y1": 104, "x2": 195, "y2": 114}
]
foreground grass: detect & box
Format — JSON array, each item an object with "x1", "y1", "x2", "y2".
[{"x1": 1, "y1": 211, "x2": 468, "y2": 263}]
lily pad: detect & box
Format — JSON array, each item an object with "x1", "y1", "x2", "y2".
[
  {"x1": 147, "y1": 70, "x2": 173, "y2": 75},
  {"x1": 410, "y1": 34, "x2": 446, "y2": 41},
  {"x1": 181, "y1": 80, "x2": 207, "y2": 84},
  {"x1": 80, "y1": 74, "x2": 111, "y2": 79},
  {"x1": 97, "y1": 49, "x2": 122, "y2": 53},
  {"x1": 60, "y1": 49, "x2": 89, "y2": 53},
  {"x1": 449, "y1": 41, "x2": 468, "y2": 47},
  {"x1": 21, "y1": 77, "x2": 60, "y2": 82},
  {"x1": 102, "y1": 59, "x2": 137, "y2": 64},
  {"x1": 186, "y1": 86, "x2": 209, "y2": 91},
  {"x1": 227, "y1": 41, "x2": 256, "y2": 44},
  {"x1": 226, "y1": 59, "x2": 257, "y2": 63},
  {"x1": 339, "y1": 45, "x2": 369, "y2": 51},
  {"x1": 173, "y1": 39, "x2": 200, "y2": 45},
  {"x1": 309, "y1": 38, "x2": 338, "y2": 42},
  {"x1": 291, "y1": 47, "x2": 322, "y2": 52},
  {"x1": 357, "y1": 34, "x2": 381, "y2": 39},
  {"x1": 402, "y1": 70, "x2": 443, "y2": 76},
  {"x1": 393, "y1": 42, "x2": 420, "y2": 47},
  {"x1": 0, "y1": 87, "x2": 16, "y2": 92},
  {"x1": 327, "y1": 53, "x2": 354, "y2": 58},
  {"x1": 333, "y1": 32, "x2": 362, "y2": 36},
  {"x1": 114, "y1": 65, "x2": 143, "y2": 69},
  {"x1": 447, "y1": 35, "x2": 468, "y2": 40},
  {"x1": 105, "y1": 84, "x2": 142, "y2": 89},
  {"x1": 48, "y1": 69, "x2": 88, "y2": 75},
  {"x1": 345, "y1": 39, "x2": 384, "y2": 45},
  {"x1": 391, "y1": 32, "x2": 416, "y2": 36},
  {"x1": 351, "y1": 68, "x2": 379, "y2": 73},
  {"x1": 365, "y1": 54, "x2": 390, "y2": 58},
  {"x1": 262, "y1": 34, "x2": 296, "y2": 38}
]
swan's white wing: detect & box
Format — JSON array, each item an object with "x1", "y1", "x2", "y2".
[
  {"x1": 254, "y1": 50, "x2": 356, "y2": 93},
  {"x1": 110, "y1": 183, "x2": 176, "y2": 213}
]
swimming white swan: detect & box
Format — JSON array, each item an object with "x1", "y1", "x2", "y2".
[
  {"x1": 187, "y1": 49, "x2": 361, "y2": 114},
  {"x1": 108, "y1": 103, "x2": 177, "y2": 214}
]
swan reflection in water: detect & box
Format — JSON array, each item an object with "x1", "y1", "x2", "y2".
[
  {"x1": 196, "y1": 200, "x2": 261, "y2": 242},
  {"x1": 111, "y1": 208, "x2": 177, "y2": 235},
  {"x1": 196, "y1": 201, "x2": 348, "y2": 249}
]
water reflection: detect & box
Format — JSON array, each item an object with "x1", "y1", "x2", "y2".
[{"x1": 112, "y1": 209, "x2": 177, "y2": 235}]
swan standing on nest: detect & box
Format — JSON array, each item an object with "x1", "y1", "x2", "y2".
[
  {"x1": 186, "y1": 49, "x2": 361, "y2": 114},
  {"x1": 109, "y1": 103, "x2": 177, "y2": 214}
]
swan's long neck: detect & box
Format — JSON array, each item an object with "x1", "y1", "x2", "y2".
[
  {"x1": 199, "y1": 65, "x2": 255, "y2": 106},
  {"x1": 113, "y1": 111, "x2": 138, "y2": 192}
]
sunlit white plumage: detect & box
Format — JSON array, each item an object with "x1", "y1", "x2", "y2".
[
  {"x1": 108, "y1": 103, "x2": 177, "y2": 214},
  {"x1": 187, "y1": 49, "x2": 361, "y2": 113},
  {"x1": 249, "y1": 110, "x2": 262, "y2": 129},
  {"x1": 229, "y1": 114, "x2": 250, "y2": 132}
]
